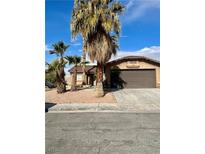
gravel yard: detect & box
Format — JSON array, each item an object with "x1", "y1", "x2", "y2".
[{"x1": 45, "y1": 88, "x2": 116, "y2": 104}]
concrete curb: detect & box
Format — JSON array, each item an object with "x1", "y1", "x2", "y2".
[
  {"x1": 47, "y1": 103, "x2": 119, "y2": 112},
  {"x1": 48, "y1": 110, "x2": 160, "y2": 113},
  {"x1": 46, "y1": 103, "x2": 160, "y2": 113}
]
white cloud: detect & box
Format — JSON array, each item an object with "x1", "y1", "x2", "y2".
[
  {"x1": 85, "y1": 46, "x2": 159, "y2": 65},
  {"x1": 123, "y1": 0, "x2": 160, "y2": 23},
  {"x1": 71, "y1": 42, "x2": 81, "y2": 46},
  {"x1": 64, "y1": 65, "x2": 72, "y2": 75},
  {"x1": 45, "y1": 44, "x2": 52, "y2": 52},
  {"x1": 110, "y1": 46, "x2": 160, "y2": 61},
  {"x1": 70, "y1": 38, "x2": 82, "y2": 46}
]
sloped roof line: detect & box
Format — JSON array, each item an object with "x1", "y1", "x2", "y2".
[
  {"x1": 107, "y1": 56, "x2": 160, "y2": 65},
  {"x1": 68, "y1": 56, "x2": 160, "y2": 73},
  {"x1": 68, "y1": 65, "x2": 96, "y2": 73}
]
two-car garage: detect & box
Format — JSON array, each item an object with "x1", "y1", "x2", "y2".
[
  {"x1": 106, "y1": 56, "x2": 160, "y2": 89},
  {"x1": 111, "y1": 69, "x2": 156, "y2": 88}
]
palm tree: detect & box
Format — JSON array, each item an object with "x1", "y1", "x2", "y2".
[
  {"x1": 49, "y1": 41, "x2": 69, "y2": 93},
  {"x1": 71, "y1": 0, "x2": 124, "y2": 97},
  {"x1": 46, "y1": 60, "x2": 67, "y2": 93},
  {"x1": 65, "y1": 56, "x2": 81, "y2": 91},
  {"x1": 71, "y1": 1, "x2": 90, "y2": 86}
]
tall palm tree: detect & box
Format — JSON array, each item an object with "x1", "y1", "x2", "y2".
[
  {"x1": 46, "y1": 60, "x2": 67, "y2": 93},
  {"x1": 49, "y1": 41, "x2": 69, "y2": 93},
  {"x1": 71, "y1": 0, "x2": 124, "y2": 97},
  {"x1": 65, "y1": 56, "x2": 81, "y2": 91},
  {"x1": 71, "y1": 0, "x2": 90, "y2": 86}
]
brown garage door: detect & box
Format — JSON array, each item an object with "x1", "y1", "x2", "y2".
[{"x1": 111, "y1": 69, "x2": 156, "y2": 88}]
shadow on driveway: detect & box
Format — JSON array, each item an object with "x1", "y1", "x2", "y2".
[{"x1": 45, "y1": 102, "x2": 56, "y2": 112}]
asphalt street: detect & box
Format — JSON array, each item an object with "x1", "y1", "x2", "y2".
[{"x1": 46, "y1": 112, "x2": 160, "y2": 154}]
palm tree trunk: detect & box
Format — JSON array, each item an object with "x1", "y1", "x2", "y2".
[
  {"x1": 82, "y1": 39, "x2": 87, "y2": 85},
  {"x1": 97, "y1": 62, "x2": 103, "y2": 82},
  {"x1": 71, "y1": 65, "x2": 77, "y2": 91},
  {"x1": 95, "y1": 62, "x2": 104, "y2": 97},
  {"x1": 56, "y1": 73, "x2": 62, "y2": 93},
  {"x1": 74, "y1": 65, "x2": 77, "y2": 89},
  {"x1": 56, "y1": 57, "x2": 66, "y2": 93},
  {"x1": 56, "y1": 67, "x2": 66, "y2": 93}
]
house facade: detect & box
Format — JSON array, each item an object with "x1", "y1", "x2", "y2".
[
  {"x1": 68, "y1": 65, "x2": 96, "y2": 86},
  {"x1": 105, "y1": 56, "x2": 160, "y2": 88},
  {"x1": 68, "y1": 56, "x2": 160, "y2": 88}
]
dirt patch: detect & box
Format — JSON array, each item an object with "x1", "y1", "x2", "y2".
[{"x1": 45, "y1": 88, "x2": 116, "y2": 104}]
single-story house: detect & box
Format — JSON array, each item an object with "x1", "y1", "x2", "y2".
[
  {"x1": 68, "y1": 56, "x2": 160, "y2": 88},
  {"x1": 68, "y1": 65, "x2": 96, "y2": 86},
  {"x1": 105, "y1": 56, "x2": 160, "y2": 88}
]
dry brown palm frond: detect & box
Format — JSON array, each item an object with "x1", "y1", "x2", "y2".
[
  {"x1": 86, "y1": 29, "x2": 116, "y2": 64},
  {"x1": 71, "y1": 0, "x2": 124, "y2": 64}
]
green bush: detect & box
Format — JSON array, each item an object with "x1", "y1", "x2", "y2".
[{"x1": 45, "y1": 71, "x2": 57, "y2": 87}]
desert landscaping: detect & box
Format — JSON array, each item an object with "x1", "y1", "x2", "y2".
[{"x1": 45, "y1": 88, "x2": 116, "y2": 104}]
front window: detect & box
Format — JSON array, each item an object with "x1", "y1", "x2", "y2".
[{"x1": 77, "y1": 74, "x2": 82, "y2": 80}]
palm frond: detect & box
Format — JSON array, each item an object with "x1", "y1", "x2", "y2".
[
  {"x1": 49, "y1": 41, "x2": 69, "y2": 58},
  {"x1": 65, "y1": 56, "x2": 81, "y2": 65},
  {"x1": 49, "y1": 50, "x2": 57, "y2": 55},
  {"x1": 71, "y1": 0, "x2": 124, "y2": 63},
  {"x1": 46, "y1": 59, "x2": 67, "y2": 73},
  {"x1": 111, "y1": 2, "x2": 125, "y2": 13}
]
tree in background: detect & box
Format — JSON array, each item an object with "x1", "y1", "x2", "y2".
[
  {"x1": 48, "y1": 41, "x2": 69, "y2": 93},
  {"x1": 65, "y1": 56, "x2": 81, "y2": 91},
  {"x1": 46, "y1": 60, "x2": 67, "y2": 93},
  {"x1": 45, "y1": 70, "x2": 57, "y2": 88},
  {"x1": 71, "y1": 0, "x2": 89, "y2": 85}
]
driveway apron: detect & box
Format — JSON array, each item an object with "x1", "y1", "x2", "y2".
[{"x1": 112, "y1": 89, "x2": 160, "y2": 113}]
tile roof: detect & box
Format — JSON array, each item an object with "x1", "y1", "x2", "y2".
[
  {"x1": 107, "y1": 56, "x2": 160, "y2": 66},
  {"x1": 69, "y1": 65, "x2": 96, "y2": 74}
]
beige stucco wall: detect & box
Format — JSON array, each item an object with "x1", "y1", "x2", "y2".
[
  {"x1": 108, "y1": 60, "x2": 160, "y2": 88},
  {"x1": 67, "y1": 73, "x2": 95, "y2": 86},
  {"x1": 66, "y1": 73, "x2": 83, "y2": 86}
]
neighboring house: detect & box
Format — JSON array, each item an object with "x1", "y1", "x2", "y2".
[
  {"x1": 68, "y1": 56, "x2": 160, "y2": 88},
  {"x1": 68, "y1": 65, "x2": 96, "y2": 86}
]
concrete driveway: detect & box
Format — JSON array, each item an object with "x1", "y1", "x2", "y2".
[{"x1": 112, "y1": 89, "x2": 160, "y2": 113}]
